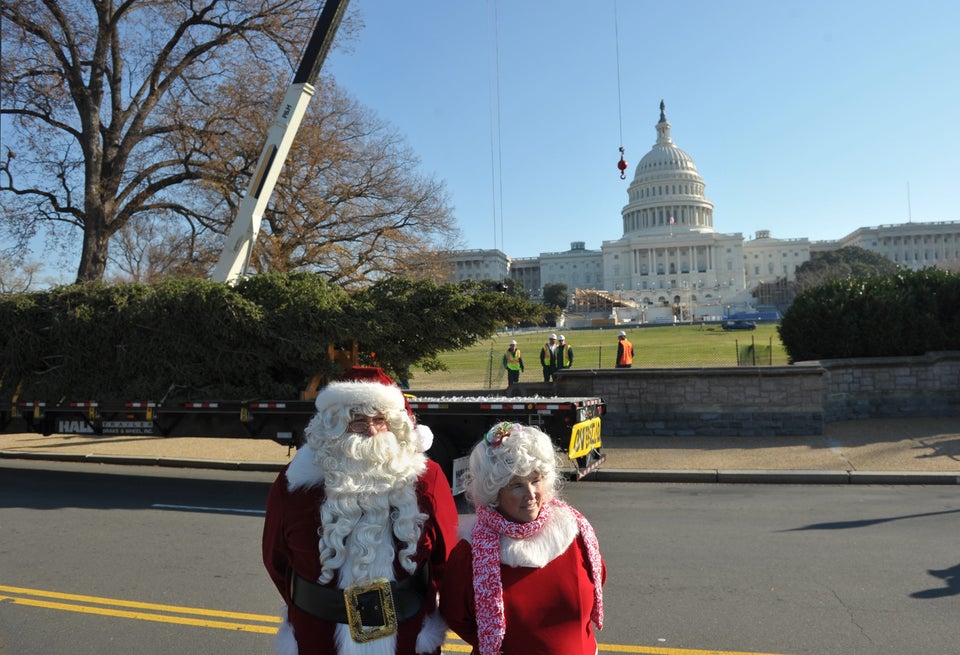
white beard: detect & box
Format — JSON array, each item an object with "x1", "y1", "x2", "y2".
[
  {"x1": 282, "y1": 424, "x2": 435, "y2": 655},
  {"x1": 321, "y1": 431, "x2": 427, "y2": 655},
  {"x1": 331, "y1": 521, "x2": 401, "y2": 655},
  {"x1": 314, "y1": 429, "x2": 427, "y2": 584}
]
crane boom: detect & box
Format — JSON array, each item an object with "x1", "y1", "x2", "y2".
[{"x1": 212, "y1": 0, "x2": 350, "y2": 284}]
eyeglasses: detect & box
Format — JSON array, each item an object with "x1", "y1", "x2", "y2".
[{"x1": 348, "y1": 416, "x2": 389, "y2": 433}]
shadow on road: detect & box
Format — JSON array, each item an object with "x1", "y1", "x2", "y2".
[
  {"x1": 911, "y1": 563, "x2": 960, "y2": 599},
  {"x1": 780, "y1": 508, "x2": 960, "y2": 531}
]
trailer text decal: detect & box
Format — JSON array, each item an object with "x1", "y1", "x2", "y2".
[
  {"x1": 568, "y1": 417, "x2": 602, "y2": 459},
  {"x1": 57, "y1": 420, "x2": 155, "y2": 435}
]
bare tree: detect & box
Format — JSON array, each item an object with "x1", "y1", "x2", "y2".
[
  {"x1": 0, "y1": 258, "x2": 41, "y2": 293},
  {"x1": 0, "y1": 0, "x2": 329, "y2": 282},
  {"x1": 107, "y1": 212, "x2": 214, "y2": 282},
  {"x1": 224, "y1": 82, "x2": 461, "y2": 289},
  {"x1": 2, "y1": 0, "x2": 459, "y2": 286},
  {"x1": 100, "y1": 67, "x2": 461, "y2": 286}
]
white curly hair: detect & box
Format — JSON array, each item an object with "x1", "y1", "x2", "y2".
[
  {"x1": 463, "y1": 422, "x2": 564, "y2": 508},
  {"x1": 300, "y1": 380, "x2": 427, "y2": 585}
]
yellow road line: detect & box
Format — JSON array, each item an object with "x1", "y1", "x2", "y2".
[
  {"x1": 2, "y1": 586, "x2": 792, "y2": 654},
  {"x1": 596, "y1": 645, "x2": 790, "y2": 655},
  {"x1": 440, "y1": 634, "x2": 790, "y2": 655},
  {"x1": 0, "y1": 584, "x2": 279, "y2": 622},
  {"x1": 0, "y1": 594, "x2": 278, "y2": 634}
]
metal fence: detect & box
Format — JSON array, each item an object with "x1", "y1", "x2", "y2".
[{"x1": 479, "y1": 336, "x2": 780, "y2": 387}]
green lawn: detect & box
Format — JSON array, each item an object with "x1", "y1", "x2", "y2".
[{"x1": 408, "y1": 323, "x2": 789, "y2": 390}]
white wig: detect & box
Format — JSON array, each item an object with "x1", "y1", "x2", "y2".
[
  {"x1": 463, "y1": 422, "x2": 563, "y2": 508},
  {"x1": 304, "y1": 380, "x2": 415, "y2": 449},
  {"x1": 298, "y1": 380, "x2": 428, "y2": 585}
]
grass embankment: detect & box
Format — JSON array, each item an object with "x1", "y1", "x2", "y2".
[{"x1": 408, "y1": 323, "x2": 788, "y2": 390}]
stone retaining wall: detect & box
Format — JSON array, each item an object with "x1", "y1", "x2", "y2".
[
  {"x1": 548, "y1": 351, "x2": 960, "y2": 436},
  {"x1": 814, "y1": 351, "x2": 960, "y2": 422}
]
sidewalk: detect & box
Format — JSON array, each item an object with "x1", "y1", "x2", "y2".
[
  {"x1": 2, "y1": 417, "x2": 959, "y2": 484},
  {"x1": 599, "y1": 417, "x2": 960, "y2": 485}
]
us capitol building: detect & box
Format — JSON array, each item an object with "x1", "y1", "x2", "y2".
[{"x1": 445, "y1": 102, "x2": 960, "y2": 324}]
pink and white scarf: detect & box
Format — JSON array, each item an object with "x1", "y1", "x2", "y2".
[{"x1": 470, "y1": 499, "x2": 604, "y2": 655}]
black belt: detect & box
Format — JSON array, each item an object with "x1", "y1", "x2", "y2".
[{"x1": 290, "y1": 567, "x2": 428, "y2": 642}]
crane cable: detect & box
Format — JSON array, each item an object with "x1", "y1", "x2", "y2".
[{"x1": 614, "y1": 0, "x2": 628, "y2": 180}]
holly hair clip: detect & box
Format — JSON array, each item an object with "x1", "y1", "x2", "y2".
[{"x1": 485, "y1": 421, "x2": 519, "y2": 447}]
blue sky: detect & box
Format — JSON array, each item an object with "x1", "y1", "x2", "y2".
[{"x1": 326, "y1": 0, "x2": 960, "y2": 259}]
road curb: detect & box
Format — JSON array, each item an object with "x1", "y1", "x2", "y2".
[
  {"x1": 847, "y1": 470, "x2": 960, "y2": 485},
  {"x1": 3, "y1": 451, "x2": 959, "y2": 484},
  {"x1": 0, "y1": 450, "x2": 285, "y2": 473},
  {"x1": 591, "y1": 467, "x2": 960, "y2": 485}
]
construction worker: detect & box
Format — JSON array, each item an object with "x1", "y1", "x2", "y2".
[
  {"x1": 502, "y1": 340, "x2": 525, "y2": 385},
  {"x1": 615, "y1": 330, "x2": 634, "y2": 368},
  {"x1": 556, "y1": 335, "x2": 574, "y2": 370},
  {"x1": 540, "y1": 333, "x2": 559, "y2": 382}
]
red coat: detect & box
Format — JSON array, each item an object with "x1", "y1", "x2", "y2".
[
  {"x1": 262, "y1": 457, "x2": 460, "y2": 654},
  {"x1": 439, "y1": 510, "x2": 606, "y2": 655}
]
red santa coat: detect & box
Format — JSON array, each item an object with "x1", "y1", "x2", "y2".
[
  {"x1": 262, "y1": 456, "x2": 460, "y2": 655},
  {"x1": 439, "y1": 505, "x2": 606, "y2": 655}
]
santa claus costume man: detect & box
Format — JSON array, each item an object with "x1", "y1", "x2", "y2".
[{"x1": 262, "y1": 369, "x2": 460, "y2": 655}]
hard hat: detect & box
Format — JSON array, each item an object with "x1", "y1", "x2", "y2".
[
  {"x1": 617, "y1": 330, "x2": 626, "y2": 337},
  {"x1": 509, "y1": 340, "x2": 517, "y2": 345},
  {"x1": 549, "y1": 333, "x2": 557, "y2": 340},
  {"x1": 558, "y1": 335, "x2": 565, "y2": 340}
]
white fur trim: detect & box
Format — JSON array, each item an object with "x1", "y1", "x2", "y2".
[
  {"x1": 414, "y1": 424, "x2": 433, "y2": 452},
  {"x1": 274, "y1": 604, "x2": 299, "y2": 655},
  {"x1": 500, "y1": 505, "x2": 577, "y2": 567},
  {"x1": 314, "y1": 381, "x2": 406, "y2": 415},
  {"x1": 284, "y1": 446, "x2": 324, "y2": 491},
  {"x1": 334, "y1": 623, "x2": 396, "y2": 655},
  {"x1": 459, "y1": 505, "x2": 579, "y2": 568},
  {"x1": 415, "y1": 608, "x2": 448, "y2": 653}
]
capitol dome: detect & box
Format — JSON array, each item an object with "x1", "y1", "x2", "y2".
[
  {"x1": 621, "y1": 101, "x2": 714, "y2": 236},
  {"x1": 635, "y1": 125, "x2": 698, "y2": 175}
]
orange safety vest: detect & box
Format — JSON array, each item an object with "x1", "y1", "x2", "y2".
[{"x1": 617, "y1": 338, "x2": 634, "y2": 366}]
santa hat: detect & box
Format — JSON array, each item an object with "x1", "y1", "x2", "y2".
[{"x1": 314, "y1": 366, "x2": 433, "y2": 452}]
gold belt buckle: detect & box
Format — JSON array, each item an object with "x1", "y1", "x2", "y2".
[{"x1": 343, "y1": 578, "x2": 397, "y2": 643}]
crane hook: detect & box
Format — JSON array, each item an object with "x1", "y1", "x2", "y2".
[{"x1": 617, "y1": 146, "x2": 628, "y2": 180}]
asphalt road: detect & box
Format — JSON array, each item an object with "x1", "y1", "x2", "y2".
[{"x1": 1, "y1": 460, "x2": 958, "y2": 655}]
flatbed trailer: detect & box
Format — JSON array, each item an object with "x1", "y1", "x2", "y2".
[
  {"x1": 407, "y1": 395, "x2": 606, "y2": 492},
  {"x1": 1, "y1": 393, "x2": 606, "y2": 490}
]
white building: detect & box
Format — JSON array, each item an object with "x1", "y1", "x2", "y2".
[
  {"x1": 539, "y1": 242, "x2": 604, "y2": 295},
  {"x1": 447, "y1": 248, "x2": 509, "y2": 283},
  {"x1": 443, "y1": 102, "x2": 960, "y2": 312},
  {"x1": 743, "y1": 230, "x2": 811, "y2": 285},
  {"x1": 602, "y1": 101, "x2": 754, "y2": 317},
  {"x1": 828, "y1": 221, "x2": 960, "y2": 271},
  {"x1": 506, "y1": 256, "x2": 541, "y2": 298}
]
